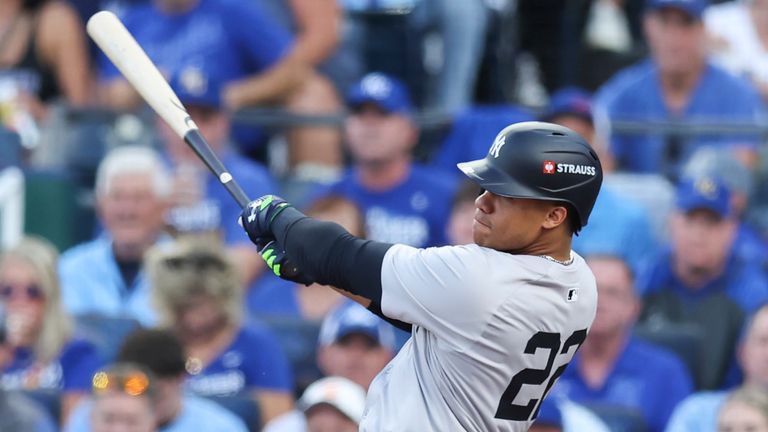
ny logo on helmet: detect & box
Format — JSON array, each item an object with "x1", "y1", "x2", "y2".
[{"x1": 489, "y1": 134, "x2": 507, "y2": 158}]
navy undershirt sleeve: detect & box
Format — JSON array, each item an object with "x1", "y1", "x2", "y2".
[{"x1": 271, "y1": 207, "x2": 391, "y2": 304}]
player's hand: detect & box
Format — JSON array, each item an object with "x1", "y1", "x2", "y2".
[
  {"x1": 239, "y1": 195, "x2": 292, "y2": 245},
  {"x1": 258, "y1": 240, "x2": 314, "y2": 285}
]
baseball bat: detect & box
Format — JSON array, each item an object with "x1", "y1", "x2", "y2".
[{"x1": 85, "y1": 11, "x2": 250, "y2": 209}]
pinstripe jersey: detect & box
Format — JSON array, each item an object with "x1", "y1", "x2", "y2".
[{"x1": 360, "y1": 244, "x2": 597, "y2": 432}]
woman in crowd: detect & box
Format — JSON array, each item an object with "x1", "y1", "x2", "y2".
[
  {"x1": 0, "y1": 236, "x2": 102, "y2": 421},
  {"x1": 147, "y1": 237, "x2": 294, "y2": 427},
  {"x1": 0, "y1": 0, "x2": 91, "y2": 116}
]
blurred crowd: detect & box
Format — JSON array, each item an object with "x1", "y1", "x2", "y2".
[{"x1": 3, "y1": 0, "x2": 768, "y2": 431}]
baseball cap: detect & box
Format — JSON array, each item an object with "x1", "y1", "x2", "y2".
[
  {"x1": 645, "y1": 0, "x2": 706, "y2": 19},
  {"x1": 541, "y1": 87, "x2": 593, "y2": 123},
  {"x1": 676, "y1": 176, "x2": 733, "y2": 218},
  {"x1": 298, "y1": 376, "x2": 367, "y2": 423},
  {"x1": 169, "y1": 65, "x2": 222, "y2": 110},
  {"x1": 318, "y1": 300, "x2": 397, "y2": 351},
  {"x1": 346, "y1": 72, "x2": 414, "y2": 115}
]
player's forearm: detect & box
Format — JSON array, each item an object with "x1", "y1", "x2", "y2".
[{"x1": 271, "y1": 207, "x2": 391, "y2": 303}]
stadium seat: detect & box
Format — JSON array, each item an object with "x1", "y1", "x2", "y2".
[
  {"x1": 580, "y1": 402, "x2": 648, "y2": 432},
  {"x1": 74, "y1": 314, "x2": 142, "y2": 362},
  {"x1": 633, "y1": 322, "x2": 706, "y2": 390},
  {"x1": 207, "y1": 394, "x2": 262, "y2": 432},
  {"x1": 23, "y1": 169, "x2": 95, "y2": 252},
  {"x1": 0, "y1": 128, "x2": 22, "y2": 169},
  {"x1": 255, "y1": 316, "x2": 323, "y2": 395}
]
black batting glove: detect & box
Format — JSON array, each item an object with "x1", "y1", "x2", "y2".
[
  {"x1": 259, "y1": 240, "x2": 315, "y2": 285},
  {"x1": 240, "y1": 195, "x2": 292, "y2": 246}
]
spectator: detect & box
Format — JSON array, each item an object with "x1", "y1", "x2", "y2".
[
  {"x1": 260, "y1": 375, "x2": 367, "y2": 432},
  {"x1": 594, "y1": 0, "x2": 765, "y2": 176},
  {"x1": 317, "y1": 300, "x2": 398, "y2": 390},
  {"x1": 66, "y1": 329, "x2": 249, "y2": 432},
  {"x1": 0, "y1": 303, "x2": 57, "y2": 432},
  {"x1": 0, "y1": 236, "x2": 102, "y2": 421},
  {"x1": 446, "y1": 180, "x2": 480, "y2": 246},
  {"x1": 147, "y1": 238, "x2": 294, "y2": 425},
  {"x1": 99, "y1": 0, "x2": 342, "y2": 180},
  {"x1": 531, "y1": 397, "x2": 563, "y2": 432},
  {"x1": 158, "y1": 68, "x2": 278, "y2": 289},
  {"x1": 59, "y1": 146, "x2": 170, "y2": 326},
  {"x1": 705, "y1": 0, "x2": 768, "y2": 101},
  {"x1": 717, "y1": 386, "x2": 768, "y2": 432},
  {"x1": 551, "y1": 254, "x2": 693, "y2": 432},
  {"x1": 0, "y1": 0, "x2": 91, "y2": 116},
  {"x1": 682, "y1": 147, "x2": 768, "y2": 269},
  {"x1": 430, "y1": 105, "x2": 533, "y2": 176},
  {"x1": 528, "y1": 394, "x2": 613, "y2": 432},
  {"x1": 409, "y1": 0, "x2": 491, "y2": 113},
  {"x1": 543, "y1": 87, "x2": 657, "y2": 273},
  {"x1": 248, "y1": 195, "x2": 363, "y2": 319},
  {"x1": 299, "y1": 376, "x2": 366, "y2": 432},
  {"x1": 254, "y1": 0, "x2": 347, "y2": 171},
  {"x1": 666, "y1": 304, "x2": 768, "y2": 432},
  {"x1": 329, "y1": 72, "x2": 457, "y2": 247},
  {"x1": 639, "y1": 177, "x2": 768, "y2": 389},
  {"x1": 89, "y1": 363, "x2": 158, "y2": 432}
]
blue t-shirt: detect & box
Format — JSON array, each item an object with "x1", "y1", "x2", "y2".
[
  {"x1": 551, "y1": 337, "x2": 693, "y2": 432},
  {"x1": 595, "y1": 60, "x2": 766, "y2": 173},
  {"x1": 65, "y1": 394, "x2": 248, "y2": 432},
  {"x1": 100, "y1": 0, "x2": 292, "y2": 86},
  {"x1": 638, "y1": 247, "x2": 768, "y2": 312},
  {"x1": 247, "y1": 276, "x2": 301, "y2": 318},
  {"x1": 166, "y1": 152, "x2": 278, "y2": 245},
  {"x1": 59, "y1": 235, "x2": 159, "y2": 326},
  {"x1": 431, "y1": 105, "x2": 533, "y2": 175},
  {"x1": 185, "y1": 325, "x2": 293, "y2": 396},
  {"x1": 328, "y1": 164, "x2": 458, "y2": 248},
  {"x1": 573, "y1": 185, "x2": 657, "y2": 274},
  {"x1": 1, "y1": 339, "x2": 102, "y2": 392}
]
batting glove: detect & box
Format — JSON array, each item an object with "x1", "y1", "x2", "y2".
[
  {"x1": 240, "y1": 195, "x2": 292, "y2": 245},
  {"x1": 259, "y1": 240, "x2": 314, "y2": 285}
]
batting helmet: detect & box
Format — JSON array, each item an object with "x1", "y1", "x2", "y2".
[{"x1": 457, "y1": 121, "x2": 603, "y2": 228}]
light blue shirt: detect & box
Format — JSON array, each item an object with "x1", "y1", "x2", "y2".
[
  {"x1": 664, "y1": 391, "x2": 726, "y2": 432},
  {"x1": 65, "y1": 395, "x2": 249, "y2": 432},
  {"x1": 58, "y1": 236, "x2": 157, "y2": 326}
]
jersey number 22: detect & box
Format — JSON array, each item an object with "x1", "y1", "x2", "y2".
[{"x1": 495, "y1": 329, "x2": 587, "y2": 421}]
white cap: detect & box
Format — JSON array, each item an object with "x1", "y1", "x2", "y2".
[{"x1": 298, "y1": 376, "x2": 367, "y2": 423}]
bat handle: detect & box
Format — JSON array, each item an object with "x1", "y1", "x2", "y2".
[{"x1": 183, "y1": 130, "x2": 251, "y2": 209}]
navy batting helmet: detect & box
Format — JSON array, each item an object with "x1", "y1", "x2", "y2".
[{"x1": 457, "y1": 121, "x2": 603, "y2": 228}]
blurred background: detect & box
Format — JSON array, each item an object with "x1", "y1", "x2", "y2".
[{"x1": 2, "y1": 0, "x2": 768, "y2": 431}]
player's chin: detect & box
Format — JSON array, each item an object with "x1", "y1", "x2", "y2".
[{"x1": 472, "y1": 226, "x2": 490, "y2": 246}]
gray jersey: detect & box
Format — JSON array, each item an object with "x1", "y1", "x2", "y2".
[{"x1": 360, "y1": 244, "x2": 597, "y2": 432}]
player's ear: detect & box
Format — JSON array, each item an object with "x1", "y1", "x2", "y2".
[{"x1": 541, "y1": 204, "x2": 568, "y2": 230}]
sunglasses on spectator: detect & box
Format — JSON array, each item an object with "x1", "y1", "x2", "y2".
[
  {"x1": 92, "y1": 370, "x2": 151, "y2": 397},
  {"x1": 162, "y1": 253, "x2": 226, "y2": 271},
  {"x1": 0, "y1": 284, "x2": 44, "y2": 301}
]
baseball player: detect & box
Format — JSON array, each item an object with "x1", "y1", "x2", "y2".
[{"x1": 241, "y1": 121, "x2": 603, "y2": 431}]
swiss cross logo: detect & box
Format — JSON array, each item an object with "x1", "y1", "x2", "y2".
[{"x1": 543, "y1": 160, "x2": 556, "y2": 174}]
